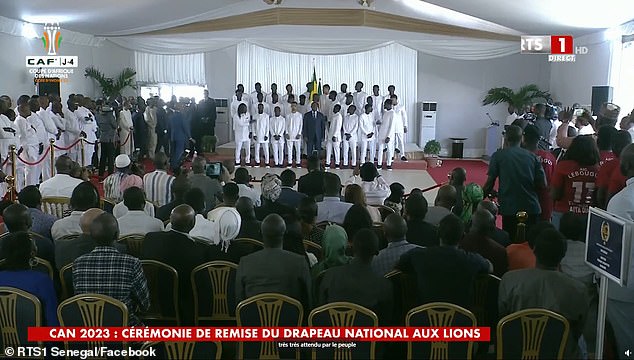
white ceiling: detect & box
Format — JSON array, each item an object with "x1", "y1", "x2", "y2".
[{"x1": 0, "y1": 0, "x2": 632, "y2": 37}]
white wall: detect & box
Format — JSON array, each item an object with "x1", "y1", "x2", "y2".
[
  {"x1": 417, "y1": 52, "x2": 550, "y2": 157},
  {"x1": 205, "y1": 45, "x2": 237, "y2": 101},
  {"x1": 0, "y1": 32, "x2": 133, "y2": 100}
]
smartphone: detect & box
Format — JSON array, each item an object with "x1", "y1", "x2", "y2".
[
  {"x1": 573, "y1": 108, "x2": 584, "y2": 117},
  {"x1": 205, "y1": 162, "x2": 222, "y2": 177}
]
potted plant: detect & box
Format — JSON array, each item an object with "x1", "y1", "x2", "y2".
[
  {"x1": 423, "y1": 139, "x2": 442, "y2": 168},
  {"x1": 84, "y1": 66, "x2": 137, "y2": 98},
  {"x1": 482, "y1": 84, "x2": 551, "y2": 112}
]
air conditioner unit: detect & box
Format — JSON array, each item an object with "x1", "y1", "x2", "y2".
[
  {"x1": 214, "y1": 98, "x2": 231, "y2": 145},
  {"x1": 417, "y1": 101, "x2": 437, "y2": 148}
]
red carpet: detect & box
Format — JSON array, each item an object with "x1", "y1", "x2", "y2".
[{"x1": 426, "y1": 159, "x2": 490, "y2": 187}]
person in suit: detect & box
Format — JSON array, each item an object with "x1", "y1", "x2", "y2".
[
  {"x1": 235, "y1": 214, "x2": 312, "y2": 310},
  {"x1": 168, "y1": 102, "x2": 192, "y2": 171},
  {"x1": 155, "y1": 98, "x2": 170, "y2": 156},
  {"x1": 302, "y1": 102, "x2": 326, "y2": 156},
  {"x1": 96, "y1": 102, "x2": 118, "y2": 177},
  {"x1": 297, "y1": 155, "x2": 326, "y2": 200},
  {"x1": 278, "y1": 169, "x2": 307, "y2": 209},
  {"x1": 195, "y1": 90, "x2": 217, "y2": 153},
  {"x1": 141, "y1": 204, "x2": 211, "y2": 325}
]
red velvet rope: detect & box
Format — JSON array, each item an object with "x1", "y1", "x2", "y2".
[
  {"x1": 52, "y1": 138, "x2": 82, "y2": 151},
  {"x1": 16, "y1": 146, "x2": 51, "y2": 166},
  {"x1": 1, "y1": 156, "x2": 8, "y2": 167},
  {"x1": 118, "y1": 132, "x2": 131, "y2": 148},
  {"x1": 82, "y1": 138, "x2": 98, "y2": 145}
]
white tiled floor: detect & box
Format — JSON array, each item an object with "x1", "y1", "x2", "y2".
[{"x1": 237, "y1": 166, "x2": 439, "y2": 203}]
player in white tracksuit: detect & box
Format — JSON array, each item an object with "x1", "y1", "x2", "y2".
[
  {"x1": 326, "y1": 104, "x2": 343, "y2": 169},
  {"x1": 359, "y1": 104, "x2": 376, "y2": 164},
  {"x1": 269, "y1": 106, "x2": 286, "y2": 167},
  {"x1": 15, "y1": 104, "x2": 42, "y2": 187},
  {"x1": 233, "y1": 103, "x2": 251, "y2": 166},
  {"x1": 378, "y1": 99, "x2": 396, "y2": 170},
  {"x1": 253, "y1": 104, "x2": 270, "y2": 167},
  {"x1": 342, "y1": 105, "x2": 359, "y2": 168},
  {"x1": 285, "y1": 103, "x2": 303, "y2": 168},
  {"x1": 391, "y1": 95, "x2": 408, "y2": 161}
]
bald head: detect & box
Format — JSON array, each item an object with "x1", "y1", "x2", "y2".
[
  {"x1": 477, "y1": 200, "x2": 498, "y2": 217},
  {"x1": 621, "y1": 143, "x2": 634, "y2": 178},
  {"x1": 471, "y1": 209, "x2": 495, "y2": 234},
  {"x1": 55, "y1": 155, "x2": 74, "y2": 174},
  {"x1": 261, "y1": 214, "x2": 286, "y2": 248},
  {"x1": 80, "y1": 208, "x2": 104, "y2": 234},
  {"x1": 3, "y1": 204, "x2": 32, "y2": 232},
  {"x1": 90, "y1": 213, "x2": 119, "y2": 246},
  {"x1": 170, "y1": 204, "x2": 196, "y2": 233},
  {"x1": 435, "y1": 185, "x2": 457, "y2": 208},
  {"x1": 383, "y1": 214, "x2": 408, "y2": 241}
]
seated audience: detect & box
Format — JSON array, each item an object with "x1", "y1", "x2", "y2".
[
  {"x1": 297, "y1": 155, "x2": 325, "y2": 199},
  {"x1": 283, "y1": 215, "x2": 317, "y2": 267},
  {"x1": 156, "y1": 175, "x2": 190, "y2": 222},
  {"x1": 278, "y1": 169, "x2": 307, "y2": 209},
  {"x1": 476, "y1": 200, "x2": 511, "y2": 247},
  {"x1": 346, "y1": 162, "x2": 390, "y2": 205},
  {"x1": 403, "y1": 193, "x2": 439, "y2": 247},
  {"x1": 383, "y1": 182, "x2": 405, "y2": 215},
  {"x1": 73, "y1": 213, "x2": 150, "y2": 326},
  {"x1": 55, "y1": 208, "x2": 106, "y2": 270},
  {"x1": 38, "y1": 155, "x2": 83, "y2": 198},
  {"x1": 506, "y1": 221, "x2": 553, "y2": 271},
  {"x1": 311, "y1": 224, "x2": 350, "y2": 277},
  {"x1": 316, "y1": 173, "x2": 352, "y2": 224},
  {"x1": 1, "y1": 204, "x2": 55, "y2": 267},
  {"x1": 342, "y1": 204, "x2": 373, "y2": 243},
  {"x1": 143, "y1": 152, "x2": 175, "y2": 207},
  {"x1": 117, "y1": 187, "x2": 164, "y2": 237},
  {"x1": 17, "y1": 185, "x2": 56, "y2": 240},
  {"x1": 448, "y1": 167, "x2": 467, "y2": 217},
  {"x1": 236, "y1": 214, "x2": 312, "y2": 310},
  {"x1": 167, "y1": 188, "x2": 215, "y2": 244},
  {"x1": 51, "y1": 181, "x2": 100, "y2": 241},
  {"x1": 499, "y1": 229, "x2": 589, "y2": 359},
  {"x1": 0, "y1": 231, "x2": 58, "y2": 325},
  {"x1": 372, "y1": 214, "x2": 419, "y2": 276},
  {"x1": 112, "y1": 199, "x2": 155, "y2": 219},
  {"x1": 298, "y1": 197, "x2": 324, "y2": 245},
  {"x1": 596, "y1": 130, "x2": 631, "y2": 209},
  {"x1": 459, "y1": 209, "x2": 508, "y2": 276},
  {"x1": 103, "y1": 154, "x2": 142, "y2": 202},
  {"x1": 236, "y1": 197, "x2": 262, "y2": 241},
  {"x1": 319, "y1": 228, "x2": 393, "y2": 324},
  {"x1": 345, "y1": 184, "x2": 381, "y2": 222},
  {"x1": 189, "y1": 156, "x2": 223, "y2": 211},
  {"x1": 397, "y1": 214, "x2": 492, "y2": 308},
  {"x1": 214, "y1": 182, "x2": 240, "y2": 209},
  {"x1": 142, "y1": 205, "x2": 212, "y2": 325},
  {"x1": 235, "y1": 168, "x2": 261, "y2": 206},
  {"x1": 255, "y1": 174, "x2": 294, "y2": 221},
  {"x1": 207, "y1": 206, "x2": 241, "y2": 252},
  {"x1": 424, "y1": 184, "x2": 455, "y2": 226}
]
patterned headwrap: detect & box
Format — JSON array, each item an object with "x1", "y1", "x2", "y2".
[{"x1": 261, "y1": 173, "x2": 282, "y2": 202}]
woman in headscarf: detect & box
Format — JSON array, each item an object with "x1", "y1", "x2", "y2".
[
  {"x1": 207, "y1": 206, "x2": 242, "y2": 254},
  {"x1": 255, "y1": 173, "x2": 294, "y2": 220},
  {"x1": 311, "y1": 224, "x2": 351, "y2": 277}
]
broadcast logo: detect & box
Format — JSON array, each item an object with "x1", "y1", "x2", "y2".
[
  {"x1": 43, "y1": 22, "x2": 62, "y2": 55},
  {"x1": 520, "y1": 35, "x2": 588, "y2": 63},
  {"x1": 25, "y1": 22, "x2": 77, "y2": 83}
]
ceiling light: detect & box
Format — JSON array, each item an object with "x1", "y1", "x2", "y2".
[
  {"x1": 359, "y1": 0, "x2": 375, "y2": 7},
  {"x1": 263, "y1": 0, "x2": 282, "y2": 5},
  {"x1": 21, "y1": 23, "x2": 39, "y2": 39}
]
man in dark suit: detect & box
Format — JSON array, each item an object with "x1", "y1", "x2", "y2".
[
  {"x1": 278, "y1": 169, "x2": 307, "y2": 209},
  {"x1": 155, "y1": 98, "x2": 170, "y2": 156},
  {"x1": 141, "y1": 204, "x2": 210, "y2": 325},
  {"x1": 297, "y1": 155, "x2": 325, "y2": 200},
  {"x1": 168, "y1": 102, "x2": 192, "y2": 171},
  {"x1": 235, "y1": 214, "x2": 311, "y2": 310},
  {"x1": 302, "y1": 102, "x2": 326, "y2": 155},
  {"x1": 194, "y1": 90, "x2": 217, "y2": 153}
]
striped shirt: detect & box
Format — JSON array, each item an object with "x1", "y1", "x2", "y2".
[
  {"x1": 143, "y1": 170, "x2": 174, "y2": 207},
  {"x1": 73, "y1": 246, "x2": 150, "y2": 326},
  {"x1": 103, "y1": 172, "x2": 126, "y2": 202}
]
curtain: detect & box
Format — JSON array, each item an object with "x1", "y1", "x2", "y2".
[
  {"x1": 236, "y1": 42, "x2": 418, "y2": 141},
  {"x1": 134, "y1": 52, "x2": 206, "y2": 85}
]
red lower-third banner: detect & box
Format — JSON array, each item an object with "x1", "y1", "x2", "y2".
[{"x1": 29, "y1": 327, "x2": 490, "y2": 342}]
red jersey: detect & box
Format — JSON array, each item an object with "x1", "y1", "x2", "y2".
[
  {"x1": 608, "y1": 166, "x2": 627, "y2": 195},
  {"x1": 535, "y1": 149, "x2": 556, "y2": 220},
  {"x1": 599, "y1": 151, "x2": 615, "y2": 167},
  {"x1": 551, "y1": 160, "x2": 598, "y2": 214},
  {"x1": 596, "y1": 158, "x2": 618, "y2": 188}
]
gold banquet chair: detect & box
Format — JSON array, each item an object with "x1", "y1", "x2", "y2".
[
  {"x1": 236, "y1": 293, "x2": 303, "y2": 360},
  {"x1": 371, "y1": 204, "x2": 396, "y2": 221},
  {"x1": 308, "y1": 302, "x2": 379, "y2": 360},
  {"x1": 57, "y1": 294, "x2": 128, "y2": 356},
  {"x1": 59, "y1": 263, "x2": 74, "y2": 300},
  {"x1": 0, "y1": 257, "x2": 53, "y2": 280},
  {"x1": 406, "y1": 302, "x2": 478, "y2": 360},
  {"x1": 384, "y1": 269, "x2": 418, "y2": 325},
  {"x1": 191, "y1": 261, "x2": 238, "y2": 324},
  {"x1": 141, "y1": 341, "x2": 222, "y2": 360},
  {"x1": 141, "y1": 260, "x2": 180, "y2": 325},
  {"x1": 496, "y1": 308, "x2": 569, "y2": 360},
  {"x1": 41, "y1": 197, "x2": 70, "y2": 219},
  {"x1": 303, "y1": 240, "x2": 322, "y2": 261},
  {"x1": 118, "y1": 234, "x2": 145, "y2": 258},
  {"x1": 0, "y1": 287, "x2": 43, "y2": 351}
]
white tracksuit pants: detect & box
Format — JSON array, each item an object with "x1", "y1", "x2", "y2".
[
  {"x1": 272, "y1": 140, "x2": 284, "y2": 166},
  {"x1": 287, "y1": 140, "x2": 301, "y2": 165},
  {"x1": 326, "y1": 141, "x2": 341, "y2": 166},
  {"x1": 255, "y1": 142, "x2": 270, "y2": 165},
  {"x1": 24, "y1": 146, "x2": 41, "y2": 186},
  {"x1": 378, "y1": 140, "x2": 394, "y2": 167},
  {"x1": 235, "y1": 140, "x2": 250, "y2": 164},
  {"x1": 342, "y1": 139, "x2": 357, "y2": 166},
  {"x1": 360, "y1": 139, "x2": 376, "y2": 164},
  {"x1": 394, "y1": 132, "x2": 405, "y2": 155}
]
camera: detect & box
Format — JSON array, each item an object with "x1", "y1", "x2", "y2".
[{"x1": 205, "y1": 162, "x2": 222, "y2": 177}]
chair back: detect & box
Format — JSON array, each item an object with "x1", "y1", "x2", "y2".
[
  {"x1": 140, "y1": 341, "x2": 222, "y2": 360},
  {"x1": 316, "y1": 221, "x2": 332, "y2": 231},
  {"x1": 118, "y1": 234, "x2": 145, "y2": 257},
  {"x1": 59, "y1": 263, "x2": 74, "y2": 300},
  {"x1": 57, "y1": 234, "x2": 80, "y2": 242},
  {"x1": 41, "y1": 197, "x2": 70, "y2": 219},
  {"x1": 58, "y1": 294, "x2": 128, "y2": 353},
  {"x1": 303, "y1": 240, "x2": 322, "y2": 261},
  {"x1": 0, "y1": 287, "x2": 42, "y2": 349},
  {"x1": 497, "y1": 308, "x2": 569, "y2": 360},
  {"x1": 406, "y1": 302, "x2": 477, "y2": 360},
  {"x1": 308, "y1": 302, "x2": 378, "y2": 359},
  {"x1": 191, "y1": 261, "x2": 238, "y2": 324},
  {"x1": 0, "y1": 257, "x2": 53, "y2": 280},
  {"x1": 372, "y1": 204, "x2": 396, "y2": 221},
  {"x1": 371, "y1": 223, "x2": 388, "y2": 250},
  {"x1": 472, "y1": 274, "x2": 501, "y2": 330},
  {"x1": 141, "y1": 260, "x2": 180, "y2": 325},
  {"x1": 230, "y1": 238, "x2": 264, "y2": 258},
  {"x1": 236, "y1": 293, "x2": 303, "y2": 360},
  {"x1": 101, "y1": 199, "x2": 116, "y2": 214},
  {"x1": 385, "y1": 270, "x2": 418, "y2": 325}
]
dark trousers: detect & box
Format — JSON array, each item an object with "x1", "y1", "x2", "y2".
[
  {"x1": 306, "y1": 136, "x2": 321, "y2": 155},
  {"x1": 502, "y1": 213, "x2": 539, "y2": 243},
  {"x1": 170, "y1": 140, "x2": 186, "y2": 170},
  {"x1": 98, "y1": 142, "x2": 115, "y2": 176},
  {"x1": 156, "y1": 133, "x2": 170, "y2": 156}
]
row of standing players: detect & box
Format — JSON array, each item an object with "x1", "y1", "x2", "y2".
[{"x1": 230, "y1": 83, "x2": 408, "y2": 170}]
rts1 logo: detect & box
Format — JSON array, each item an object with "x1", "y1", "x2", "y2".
[{"x1": 520, "y1": 35, "x2": 588, "y2": 55}]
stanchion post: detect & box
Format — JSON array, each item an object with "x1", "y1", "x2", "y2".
[
  {"x1": 80, "y1": 136, "x2": 85, "y2": 167},
  {"x1": 9, "y1": 145, "x2": 16, "y2": 179},
  {"x1": 49, "y1": 139, "x2": 55, "y2": 177},
  {"x1": 5, "y1": 176, "x2": 15, "y2": 202}
]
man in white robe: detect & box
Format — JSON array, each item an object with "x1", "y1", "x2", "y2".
[
  {"x1": 337, "y1": 83, "x2": 349, "y2": 104},
  {"x1": 326, "y1": 104, "x2": 343, "y2": 169},
  {"x1": 359, "y1": 104, "x2": 376, "y2": 165},
  {"x1": 352, "y1": 81, "x2": 368, "y2": 116},
  {"x1": 74, "y1": 99, "x2": 97, "y2": 167},
  {"x1": 15, "y1": 104, "x2": 41, "y2": 187},
  {"x1": 144, "y1": 98, "x2": 157, "y2": 160},
  {"x1": 342, "y1": 105, "x2": 359, "y2": 168},
  {"x1": 36, "y1": 97, "x2": 59, "y2": 180},
  {"x1": 269, "y1": 106, "x2": 286, "y2": 168},
  {"x1": 118, "y1": 101, "x2": 134, "y2": 156},
  {"x1": 285, "y1": 103, "x2": 303, "y2": 168},
  {"x1": 253, "y1": 104, "x2": 270, "y2": 167},
  {"x1": 63, "y1": 100, "x2": 81, "y2": 163},
  {"x1": 233, "y1": 103, "x2": 251, "y2": 166},
  {"x1": 391, "y1": 94, "x2": 408, "y2": 162},
  {"x1": 378, "y1": 99, "x2": 396, "y2": 170}
]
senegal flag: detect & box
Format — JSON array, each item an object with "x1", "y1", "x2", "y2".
[{"x1": 309, "y1": 66, "x2": 321, "y2": 102}]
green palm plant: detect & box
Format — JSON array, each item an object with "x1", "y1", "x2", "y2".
[
  {"x1": 482, "y1": 84, "x2": 551, "y2": 110},
  {"x1": 84, "y1": 66, "x2": 137, "y2": 98}
]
